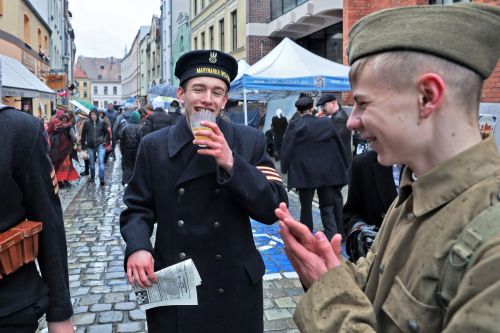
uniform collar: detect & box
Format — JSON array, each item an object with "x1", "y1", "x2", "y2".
[
  {"x1": 167, "y1": 114, "x2": 234, "y2": 158},
  {"x1": 397, "y1": 136, "x2": 500, "y2": 217}
]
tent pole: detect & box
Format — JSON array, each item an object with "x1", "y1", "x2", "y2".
[{"x1": 243, "y1": 89, "x2": 248, "y2": 125}]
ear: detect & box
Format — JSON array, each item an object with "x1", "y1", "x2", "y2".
[
  {"x1": 220, "y1": 94, "x2": 228, "y2": 110},
  {"x1": 417, "y1": 73, "x2": 445, "y2": 119},
  {"x1": 176, "y1": 87, "x2": 185, "y2": 105}
]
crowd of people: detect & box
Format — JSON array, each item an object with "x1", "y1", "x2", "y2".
[{"x1": 1, "y1": 2, "x2": 499, "y2": 333}]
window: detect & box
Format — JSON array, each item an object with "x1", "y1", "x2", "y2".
[
  {"x1": 94, "y1": 86, "x2": 98, "y2": 95},
  {"x1": 194, "y1": 37, "x2": 198, "y2": 50},
  {"x1": 44, "y1": 35, "x2": 48, "y2": 50},
  {"x1": 24, "y1": 14, "x2": 31, "y2": 44},
  {"x1": 76, "y1": 81, "x2": 80, "y2": 87},
  {"x1": 194, "y1": 0, "x2": 198, "y2": 16},
  {"x1": 219, "y1": 19, "x2": 225, "y2": 52},
  {"x1": 104, "y1": 101, "x2": 108, "y2": 106},
  {"x1": 104, "y1": 86, "x2": 108, "y2": 95},
  {"x1": 0, "y1": 0, "x2": 3, "y2": 16},
  {"x1": 100, "y1": 65, "x2": 104, "y2": 69},
  {"x1": 113, "y1": 86, "x2": 117, "y2": 95},
  {"x1": 37, "y1": 29, "x2": 42, "y2": 50},
  {"x1": 201, "y1": 32, "x2": 206, "y2": 50},
  {"x1": 83, "y1": 81, "x2": 87, "y2": 88},
  {"x1": 231, "y1": 11, "x2": 237, "y2": 51},
  {"x1": 83, "y1": 91, "x2": 88, "y2": 98},
  {"x1": 98, "y1": 75, "x2": 102, "y2": 80},
  {"x1": 209, "y1": 26, "x2": 214, "y2": 49}
]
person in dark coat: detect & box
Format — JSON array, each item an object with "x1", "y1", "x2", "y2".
[
  {"x1": 281, "y1": 96, "x2": 348, "y2": 239},
  {"x1": 316, "y1": 93, "x2": 352, "y2": 169},
  {"x1": 271, "y1": 108, "x2": 288, "y2": 160},
  {"x1": 81, "y1": 108, "x2": 110, "y2": 185},
  {"x1": 0, "y1": 104, "x2": 73, "y2": 332},
  {"x1": 342, "y1": 150, "x2": 399, "y2": 261},
  {"x1": 167, "y1": 99, "x2": 183, "y2": 125},
  {"x1": 141, "y1": 97, "x2": 173, "y2": 137},
  {"x1": 118, "y1": 111, "x2": 142, "y2": 185},
  {"x1": 120, "y1": 50, "x2": 288, "y2": 333}
]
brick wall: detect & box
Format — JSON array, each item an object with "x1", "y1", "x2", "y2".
[
  {"x1": 343, "y1": 0, "x2": 500, "y2": 104},
  {"x1": 247, "y1": 0, "x2": 271, "y2": 22},
  {"x1": 246, "y1": 36, "x2": 280, "y2": 65}
]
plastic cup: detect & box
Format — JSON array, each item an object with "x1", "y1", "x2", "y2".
[{"x1": 189, "y1": 109, "x2": 217, "y2": 144}]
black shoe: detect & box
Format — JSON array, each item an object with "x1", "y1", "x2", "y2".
[
  {"x1": 89, "y1": 177, "x2": 95, "y2": 182},
  {"x1": 80, "y1": 171, "x2": 89, "y2": 176},
  {"x1": 100, "y1": 180, "x2": 105, "y2": 186}
]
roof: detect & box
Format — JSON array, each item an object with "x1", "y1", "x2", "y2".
[
  {"x1": 75, "y1": 56, "x2": 122, "y2": 82},
  {"x1": 73, "y1": 67, "x2": 88, "y2": 79},
  {"x1": 0, "y1": 55, "x2": 54, "y2": 99}
]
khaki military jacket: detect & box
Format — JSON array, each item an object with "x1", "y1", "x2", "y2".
[{"x1": 294, "y1": 136, "x2": 500, "y2": 332}]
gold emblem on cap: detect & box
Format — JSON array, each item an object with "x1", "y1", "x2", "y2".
[{"x1": 209, "y1": 52, "x2": 218, "y2": 64}]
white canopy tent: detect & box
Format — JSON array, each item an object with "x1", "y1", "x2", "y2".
[
  {"x1": 0, "y1": 55, "x2": 55, "y2": 100},
  {"x1": 229, "y1": 38, "x2": 351, "y2": 124}
]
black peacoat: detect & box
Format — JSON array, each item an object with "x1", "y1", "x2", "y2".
[
  {"x1": 120, "y1": 116, "x2": 288, "y2": 333},
  {"x1": 0, "y1": 106, "x2": 72, "y2": 323},
  {"x1": 342, "y1": 150, "x2": 398, "y2": 234},
  {"x1": 280, "y1": 114, "x2": 348, "y2": 190},
  {"x1": 331, "y1": 108, "x2": 352, "y2": 167}
]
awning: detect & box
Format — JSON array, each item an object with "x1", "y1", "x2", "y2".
[{"x1": 0, "y1": 54, "x2": 55, "y2": 100}]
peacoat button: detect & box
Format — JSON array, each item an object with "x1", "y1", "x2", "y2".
[
  {"x1": 379, "y1": 264, "x2": 385, "y2": 274},
  {"x1": 213, "y1": 221, "x2": 221, "y2": 229},
  {"x1": 217, "y1": 288, "x2": 224, "y2": 294},
  {"x1": 179, "y1": 252, "x2": 187, "y2": 260},
  {"x1": 408, "y1": 320, "x2": 419, "y2": 332},
  {"x1": 178, "y1": 187, "x2": 185, "y2": 196},
  {"x1": 214, "y1": 188, "x2": 221, "y2": 196},
  {"x1": 177, "y1": 220, "x2": 184, "y2": 227},
  {"x1": 406, "y1": 212, "x2": 415, "y2": 221},
  {"x1": 215, "y1": 254, "x2": 222, "y2": 261}
]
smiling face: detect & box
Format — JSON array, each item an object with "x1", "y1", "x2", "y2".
[
  {"x1": 347, "y1": 59, "x2": 422, "y2": 167},
  {"x1": 176, "y1": 76, "x2": 228, "y2": 118}
]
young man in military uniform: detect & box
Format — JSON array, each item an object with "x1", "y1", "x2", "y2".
[
  {"x1": 276, "y1": 3, "x2": 500, "y2": 332},
  {"x1": 0, "y1": 105, "x2": 73, "y2": 332},
  {"x1": 120, "y1": 50, "x2": 288, "y2": 333}
]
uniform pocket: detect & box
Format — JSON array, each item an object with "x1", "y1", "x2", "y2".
[
  {"x1": 381, "y1": 276, "x2": 442, "y2": 332},
  {"x1": 242, "y1": 252, "x2": 265, "y2": 285}
]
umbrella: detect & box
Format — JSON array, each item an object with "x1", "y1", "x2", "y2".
[{"x1": 69, "y1": 99, "x2": 94, "y2": 115}]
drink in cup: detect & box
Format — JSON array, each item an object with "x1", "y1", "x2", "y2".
[{"x1": 190, "y1": 109, "x2": 217, "y2": 144}]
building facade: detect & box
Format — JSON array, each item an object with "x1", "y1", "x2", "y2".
[
  {"x1": 73, "y1": 66, "x2": 91, "y2": 102},
  {"x1": 121, "y1": 26, "x2": 149, "y2": 104},
  {"x1": 0, "y1": 0, "x2": 55, "y2": 116},
  {"x1": 161, "y1": 0, "x2": 190, "y2": 85},
  {"x1": 75, "y1": 56, "x2": 122, "y2": 108},
  {"x1": 190, "y1": 0, "x2": 246, "y2": 61}
]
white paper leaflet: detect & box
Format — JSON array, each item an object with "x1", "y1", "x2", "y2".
[{"x1": 134, "y1": 259, "x2": 201, "y2": 310}]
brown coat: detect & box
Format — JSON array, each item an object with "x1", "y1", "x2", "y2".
[{"x1": 294, "y1": 136, "x2": 500, "y2": 332}]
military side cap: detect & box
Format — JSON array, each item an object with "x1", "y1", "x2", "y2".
[
  {"x1": 316, "y1": 93, "x2": 337, "y2": 107},
  {"x1": 175, "y1": 50, "x2": 238, "y2": 88},
  {"x1": 295, "y1": 96, "x2": 314, "y2": 111},
  {"x1": 348, "y1": 3, "x2": 500, "y2": 79}
]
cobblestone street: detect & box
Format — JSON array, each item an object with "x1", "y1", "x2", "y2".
[{"x1": 39, "y1": 155, "x2": 332, "y2": 333}]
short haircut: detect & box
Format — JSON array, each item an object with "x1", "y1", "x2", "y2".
[{"x1": 349, "y1": 51, "x2": 483, "y2": 117}]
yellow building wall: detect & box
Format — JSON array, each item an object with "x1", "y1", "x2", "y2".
[
  {"x1": 1, "y1": 0, "x2": 54, "y2": 117},
  {"x1": 190, "y1": 0, "x2": 246, "y2": 61}
]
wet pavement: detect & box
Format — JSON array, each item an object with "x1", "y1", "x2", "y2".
[{"x1": 38, "y1": 153, "x2": 342, "y2": 333}]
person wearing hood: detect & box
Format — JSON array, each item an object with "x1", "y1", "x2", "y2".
[
  {"x1": 81, "y1": 107, "x2": 110, "y2": 186},
  {"x1": 141, "y1": 96, "x2": 173, "y2": 137},
  {"x1": 118, "y1": 111, "x2": 142, "y2": 185},
  {"x1": 271, "y1": 108, "x2": 288, "y2": 161},
  {"x1": 167, "y1": 99, "x2": 182, "y2": 125}
]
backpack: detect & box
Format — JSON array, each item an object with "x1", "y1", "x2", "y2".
[{"x1": 437, "y1": 204, "x2": 500, "y2": 314}]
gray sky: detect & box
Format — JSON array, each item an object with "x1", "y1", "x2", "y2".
[{"x1": 68, "y1": 0, "x2": 161, "y2": 59}]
